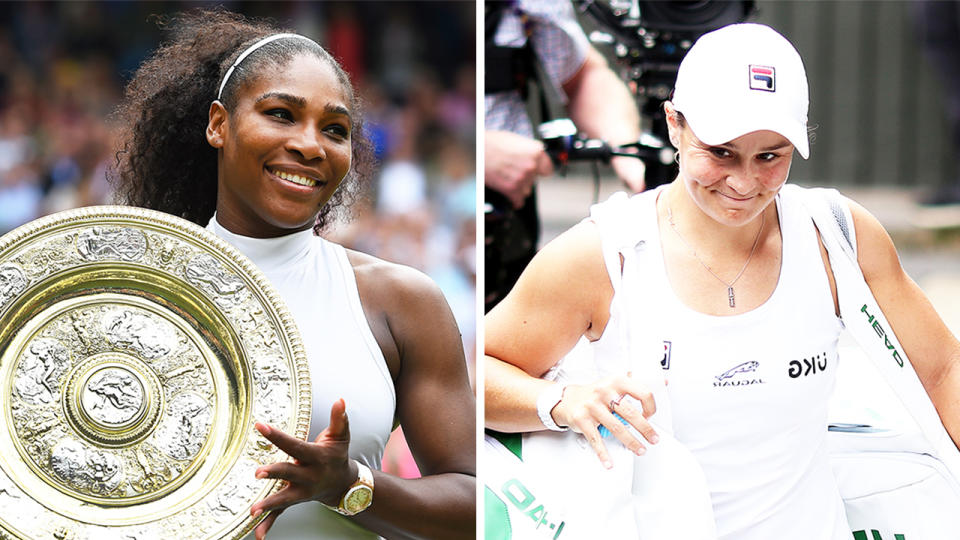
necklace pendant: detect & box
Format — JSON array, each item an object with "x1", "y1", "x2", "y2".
[{"x1": 728, "y1": 287, "x2": 735, "y2": 308}]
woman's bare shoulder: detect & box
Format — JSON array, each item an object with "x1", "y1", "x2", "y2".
[{"x1": 344, "y1": 249, "x2": 444, "y2": 308}]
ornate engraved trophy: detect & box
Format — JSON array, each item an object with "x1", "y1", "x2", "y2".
[{"x1": 0, "y1": 206, "x2": 310, "y2": 539}]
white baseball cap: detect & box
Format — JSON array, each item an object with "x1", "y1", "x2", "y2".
[{"x1": 672, "y1": 23, "x2": 810, "y2": 159}]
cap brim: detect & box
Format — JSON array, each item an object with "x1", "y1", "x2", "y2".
[{"x1": 682, "y1": 107, "x2": 809, "y2": 160}]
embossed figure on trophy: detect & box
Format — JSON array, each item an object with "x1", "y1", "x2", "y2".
[
  {"x1": 14, "y1": 339, "x2": 70, "y2": 404},
  {"x1": 254, "y1": 361, "x2": 289, "y2": 402},
  {"x1": 238, "y1": 307, "x2": 280, "y2": 354},
  {"x1": 35, "y1": 341, "x2": 67, "y2": 397},
  {"x1": 70, "y1": 313, "x2": 87, "y2": 347},
  {"x1": 0, "y1": 264, "x2": 27, "y2": 308},
  {"x1": 178, "y1": 399, "x2": 207, "y2": 440},
  {"x1": 185, "y1": 254, "x2": 244, "y2": 297},
  {"x1": 158, "y1": 393, "x2": 212, "y2": 461},
  {"x1": 162, "y1": 362, "x2": 200, "y2": 382},
  {"x1": 150, "y1": 233, "x2": 187, "y2": 268},
  {"x1": 50, "y1": 439, "x2": 123, "y2": 494},
  {"x1": 253, "y1": 362, "x2": 290, "y2": 408},
  {"x1": 88, "y1": 453, "x2": 120, "y2": 483},
  {"x1": 76, "y1": 227, "x2": 147, "y2": 262},
  {"x1": 104, "y1": 310, "x2": 172, "y2": 360},
  {"x1": 88, "y1": 371, "x2": 142, "y2": 415},
  {"x1": 13, "y1": 406, "x2": 59, "y2": 444},
  {"x1": 209, "y1": 476, "x2": 259, "y2": 516},
  {"x1": 132, "y1": 446, "x2": 174, "y2": 493}
]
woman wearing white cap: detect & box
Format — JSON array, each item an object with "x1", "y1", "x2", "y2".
[{"x1": 485, "y1": 23, "x2": 960, "y2": 538}]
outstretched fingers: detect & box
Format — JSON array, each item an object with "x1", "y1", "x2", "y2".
[
  {"x1": 256, "y1": 399, "x2": 351, "y2": 466},
  {"x1": 255, "y1": 461, "x2": 304, "y2": 483},
  {"x1": 246, "y1": 399, "x2": 356, "y2": 537},
  {"x1": 321, "y1": 398, "x2": 350, "y2": 445},
  {"x1": 252, "y1": 483, "x2": 308, "y2": 518},
  {"x1": 253, "y1": 507, "x2": 284, "y2": 540},
  {"x1": 255, "y1": 423, "x2": 313, "y2": 463}
]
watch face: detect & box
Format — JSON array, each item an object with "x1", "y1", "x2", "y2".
[{"x1": 344, "y1": 486, "x2": 373, "y2": 513}]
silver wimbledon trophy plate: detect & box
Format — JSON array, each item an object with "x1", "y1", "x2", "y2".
[{"x1": 0, "y1": 206, "x2": 310, "y2": 539}]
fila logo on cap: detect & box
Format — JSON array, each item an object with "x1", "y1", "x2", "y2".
[{"x1": 749, "y1": 65, "x2": 775, "y2": 92}]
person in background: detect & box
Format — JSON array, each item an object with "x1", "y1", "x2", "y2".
[{"x1": 484, "y1": 0, "x2": 644, "y2": 312}]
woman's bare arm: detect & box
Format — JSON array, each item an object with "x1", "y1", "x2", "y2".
[
  {"x1": 853, "y1": 202, "x2": 960, "y2": 449},
  {"x1": 485, "y1": 222, "x2": 659, "y2": 467},
  {"x1": 251, "y1": 254, "x2": 475, "y2": 540}
]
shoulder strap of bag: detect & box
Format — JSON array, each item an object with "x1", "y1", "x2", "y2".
[
  {"x1": 588, "y1": 192, "x2": 664, "y2": 380},
  {"x1": 800, "y1": 186, "x2": 960, "y2": 488},
  {"x1": 588, "y1": 192, "x2": 719, "y2": 539}
]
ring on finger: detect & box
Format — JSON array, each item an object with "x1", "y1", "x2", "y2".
[{"x1": 609, "y1": 393, "x2": 625, "y2": 412}]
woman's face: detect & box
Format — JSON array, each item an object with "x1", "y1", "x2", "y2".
[
  {"x1": 667, "y1": 107, "x2": 794, "y2": 227},
  {"x1": 207, "y1": 53, "x2": 352, "y2": 237}
]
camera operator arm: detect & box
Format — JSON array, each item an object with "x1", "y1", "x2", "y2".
[
  {"x1": 562, "y1": 47, "x2": 645, "y2": 192},
  {"x1": 485, "y1": 130, "x2": 555, "y2": 210}
]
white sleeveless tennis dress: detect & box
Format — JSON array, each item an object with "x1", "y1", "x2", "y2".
[
  {"x1": 589, "y1": 186, "x2": 850, "y2": 539},
  {"x1": 208, "y1": 218, "x2": 395, "y2": 539}
]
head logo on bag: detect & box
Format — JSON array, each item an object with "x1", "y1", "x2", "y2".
[
  {"x1": 860, "y1": 304, "x2": 905, "y2": 367},
  {"x1": 852, "y1": 531, "x2": 905, "y2": 540}
]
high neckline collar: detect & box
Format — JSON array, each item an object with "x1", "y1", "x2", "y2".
[{"x1": 206, "y1": 214, "x2": 314, "y2": 272}]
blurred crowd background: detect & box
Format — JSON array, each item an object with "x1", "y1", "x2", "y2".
[{"x1": 0, "y1": 1, "x2": 475, "y2": 480}]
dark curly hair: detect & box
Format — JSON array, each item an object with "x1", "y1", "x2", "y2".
[{"x1": 109, "y1": 8, "x2": 375, "y2": 233}]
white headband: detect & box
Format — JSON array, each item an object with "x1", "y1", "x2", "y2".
[{"x1": 216, "y1": 33, "x2": 315, "y2": 101}]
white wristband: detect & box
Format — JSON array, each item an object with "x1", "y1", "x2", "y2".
[{"x1": 536, "y1": 383, "x2": 568, "y2": 431}]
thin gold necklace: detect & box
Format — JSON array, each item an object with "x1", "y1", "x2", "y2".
[{"x1": 666, "y1": 206, "x2": 765, "y2": 308}]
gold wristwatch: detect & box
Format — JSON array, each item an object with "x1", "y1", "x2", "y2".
[{"x1": 325, "y1": 460, "x2": 374, "y2": 516}]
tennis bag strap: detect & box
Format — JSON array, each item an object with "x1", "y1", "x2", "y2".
[
  {"x1": 800, "y1": 185, "x2": 960, "y2": 486},
  {"x1": 592, "y1": 190, "x2": 717, "y2": 539}
]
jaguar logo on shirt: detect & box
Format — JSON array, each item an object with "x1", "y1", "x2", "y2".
[{"x1": 713, "y1": 360, "x2": 765, "y2": 388}]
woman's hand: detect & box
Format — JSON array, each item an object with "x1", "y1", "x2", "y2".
[
  {"x1": 250, "y1": 398, "x2": 356, "y2": 539},
  {"x1": 550, "y1": 375, "x2": 660, "y2": 469}
]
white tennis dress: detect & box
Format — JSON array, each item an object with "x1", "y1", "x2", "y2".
[
  {"x1": 589, "y1": 186, "x2": 850, "y2": 539},
  {"x1": 208, "y1": 218, "x2": 395, "y2": 539}
]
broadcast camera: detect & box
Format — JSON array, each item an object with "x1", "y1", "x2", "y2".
[{"x1": 576, "y1": 0, "x2": 756, "y2": 188}]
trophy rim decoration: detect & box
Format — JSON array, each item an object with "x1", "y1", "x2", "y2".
[{"x1": 0, "y1": 206, "x2": 311, "y2": 540}]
